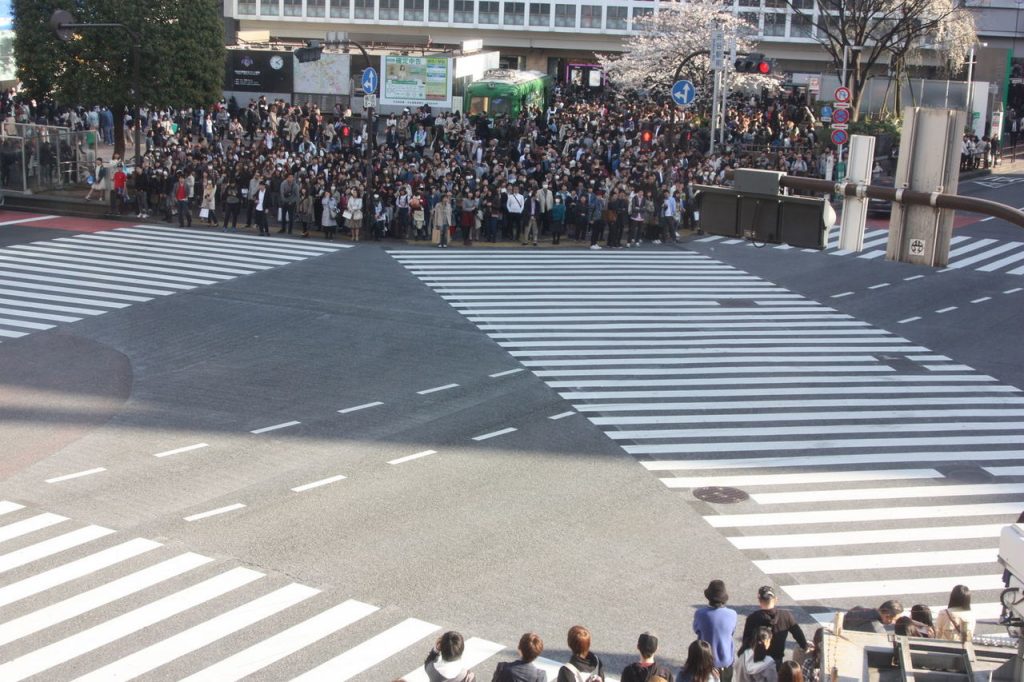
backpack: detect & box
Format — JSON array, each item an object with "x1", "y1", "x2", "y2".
[{"x1": 562, "y1": 661, "x2": 601, "y2": 682}]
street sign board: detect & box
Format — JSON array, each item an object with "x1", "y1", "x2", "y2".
[
  {"x1": 361, "y1": 67, "x2": 378, "y2": 95},
  {"x1": 363, "y1": 94, "x2": 377, "y2": 109},
  {"x1": 671, "y1": 79, "x2": 696, "y2": 106},
  {"x1": 710, "y1": 29, "x2": 725, "y2": 71},
  {"x1": 831, "y1": 129, "x2": 849, "y2": 146},
  {"x1": 832, "y1": 107, "x2": 850, "y2": 125},
  {"x1": 834, "y1": 86, "x2": 851, "y2": 103},
  {"x1": 820, "y1": 105, "x2": 833, "y2": 119},
  {"x1": 909, "y1": 238, "x2": 927, "y2": 256},
  {"x1": 831, "y1": 123, "x2": 848, "y2": 130}
]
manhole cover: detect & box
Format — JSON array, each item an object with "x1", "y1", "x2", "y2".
[{"x1": 693, "y1": 486, "x2": 749, "y2": 504}]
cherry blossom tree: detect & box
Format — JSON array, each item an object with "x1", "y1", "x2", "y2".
[
  {"x1": 598, "y1": 0, "x2": 771, "y2": 103},
  {"x1": 786, "y1": 0, "x2": 976, "y2": 120}
]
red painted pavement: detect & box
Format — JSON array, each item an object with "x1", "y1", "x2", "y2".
[
  {"x1": 0, "y1": 211, "x2": 134, "y2": 233},
  {"x1": 866, "y1": 213, "x2": 982, "y2": 231}
]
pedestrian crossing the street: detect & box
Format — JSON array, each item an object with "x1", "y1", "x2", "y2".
[
  {"x1": 0, "y1": 225, "x2": 349, "y2": 343},
  {"x1": 0, "y1": 500, "x2": 606, "y2": 681},
  {"x1": 390, "y1": 249, "x2": 1024, "y2": 625},
  {"x1": 696, "y1": 227, "x2": 1024, "y2": 275}
]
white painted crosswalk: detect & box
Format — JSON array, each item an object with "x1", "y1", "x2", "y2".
[
  {"x1": 390, "y1": 249, "x2": 1024, "y2": 624},
  {"x1": 696, "y1": 227, "x2": 1024, "y2": 276},
  {"x1": 0, "y1": 225, "x2": 349, "y2": 343},
  {"x1": 0, "y1": 501, "x2": 593, "y2": 680}
]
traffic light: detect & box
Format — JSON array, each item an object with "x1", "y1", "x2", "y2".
[
  {"x1": 734, "y1": 53, "x2": 773, "y2": 75},
  {"x1": 295, "y1": 40, "x2": 323, "y2": 63},
  {"x1": 641, "y1": 129, "x2": 653, "y2": 146},
  {"x1": 340, "y1": 125, "x2": 351, "y2": 147},
  {"x1": 639, "y1": 121, "x2": 654, "y2": 149}
]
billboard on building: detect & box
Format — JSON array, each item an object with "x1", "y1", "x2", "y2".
[
  {"x1": 224, "y1": 49, "x2": 294, "y2": 93},
  {"x1": 380, "y1": 55, "x2": 452, "y2": 108},
  {"x1": 294, "y1": 52, "x2": 352, "y2": 95}
]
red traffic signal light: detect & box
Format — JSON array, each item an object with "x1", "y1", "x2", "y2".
[
  {"x1": 341, "y1": 126, "x2": 350, "y2": 137},
  {"x1": 735, "y1": 53, "x2": 772, "y2": 75},
  {"x1": 641, "y1": 130, "x2": 653, "y2": 144}
]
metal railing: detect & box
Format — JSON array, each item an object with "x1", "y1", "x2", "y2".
[{"x1": 0, "y1": 125, "x2": 101, "y2": 193}]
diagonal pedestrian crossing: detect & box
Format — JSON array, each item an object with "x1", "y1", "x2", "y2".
[
  {"x1": 0, "y1": 500, "x2": 614, "y2": 681},
  {"x1": 390, "y1": 249, "x2": 1024, "y2": 625},
  {"x1": 0, "y1": 225, "x2": 350, "y2": 343},
  {"x1": 696, "y1": 227, "x2": 1024, "y2": 275}
]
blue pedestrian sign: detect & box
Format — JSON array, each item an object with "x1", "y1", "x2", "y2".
[
  {"x1": 671, "y1": 79, "x2": 696, "y2": 106},
  {"x1": 820, "y1": 105, "x2": 833, "y2": 119},
  {"x1": 361, "y1": 67, "x2": 378, "y2": 95}
]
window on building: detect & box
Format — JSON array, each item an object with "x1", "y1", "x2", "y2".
[
  {"x1": 791, "y1": 0, "x2": 814, "y2": 7},
  {"x1": 737, "y1": 11, "x2": 758, "y2": 33},
  {"x1": 238, "y1": 0, "x2": 257, "y2": 14},
  {"x1": 790, "y1": 12, "x2": 813, "y2": 36},
  {"x1": 737, "y1": 0, "x2": 760, "y2": 7},
  {"x1": 631, "y1": 5, "x2": 652, "y2": 24},
  {"x1": 379, "y1": 0, "x2": 399, "y2": 18},
  {"x1": 554, "y1": 3, "x2": 575, "y2": 26},
  {"x1": 330, "y1": 0, "x2": 350, "y2": 16},
  {"x1": 529, "y1": 3, "x2": 550, "y2": 26},
  {"x1": 454, "y1": 0, "x2": 474, "y2": 22},
  {"x1": 355, "y1": 0, "x2": 374, "y2": 18},
  {"x1": 405, "y1": 0, "x2": 424, "y2": 20},
  {"x1": 580, "y1": 4, "x2": 600, "y2": 27},
  {"x1": 478, "y1": 0, "x2": 498, "y2": 21},
  {"x1": 307, "y1": 0, "x2": 326, "y2": 15},
  {"x1": 429, "y1": 0, "x2": 449, "y2": 21},
  {"x1": 763, "y1": 0, "x2": 785, "y2": 8},
  {"x1": 606, "y1": 6, "x2": 627, "y2": 29},
  {"x1": 762, "y1": 11, "x2": 786, "y2": 35},
  {"x1": 504, "y1": 2, "x2": 525, "y2": 24},
  {"x1": 260, "y1": 0, "x2": 279, "y2": 15},
  {"x1": 284, "y1": 0, "x2": 302, "y2": 15}
]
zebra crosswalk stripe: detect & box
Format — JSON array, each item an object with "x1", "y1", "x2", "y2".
[
  {"x1": 391, "y1": 249, "x2": 1024, "y2": 619},
  {"x1": 0, "y1": 226, "x2": 348, "y2": 343}
]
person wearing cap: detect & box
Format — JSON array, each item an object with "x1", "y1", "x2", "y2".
[
  {"x1": 694, "y1": 579, "x2": 738, "y2": 681},
  {"x1": 619, "y1": 632, "x2": 672, "y2": 682},
  {"x1": 741, "y1": 586, "x2": 809, "y2": 670}
]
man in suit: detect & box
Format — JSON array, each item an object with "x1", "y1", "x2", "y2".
[{"x1": 253, "y1": 181, "x2": 270, "y2": 235}]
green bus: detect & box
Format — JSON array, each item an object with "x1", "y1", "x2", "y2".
[{"x1": 463, "y1": 69, "x2": 553, "y2": 119}]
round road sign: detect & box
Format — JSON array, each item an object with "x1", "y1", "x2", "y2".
[
  {"x1": 834, "y1": 86, "x2": 851, "y2": 103},
  {"x1": 832, "y1": 107, "x2": 850, "y2": 125},
  {"x1": 831, "y1": 128, "x2": 849, "y2": 146}
]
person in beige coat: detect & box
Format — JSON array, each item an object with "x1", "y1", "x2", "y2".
[
  {"x1": 935, "y1": 584, "x2": 976, "y2": 643},
  {"x1": 432, "y1": 194, "x2": 453, "y2": 248}
]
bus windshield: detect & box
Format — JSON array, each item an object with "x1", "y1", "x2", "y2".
[{"x1": 468, "y1": 95, "x2": 511, "y2": 116}]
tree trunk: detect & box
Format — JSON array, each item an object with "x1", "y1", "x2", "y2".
[{"x1": 113, "y1": 103, "x2": 126, "y2": 161}]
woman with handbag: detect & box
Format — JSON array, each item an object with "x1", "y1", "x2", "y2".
[
  {"x1": 935, "y1": 585, "x2": 975, "y2": 643},
  {"x1": 200, "y1": 179, "x2": 218, "y2": 227},
  {"x1": 321, "y1": 189, "x2": 338, "y2": 240},
  {"x1": 346, "y1": 188, "x2": 363, "y2": 242},
  {"x1": 431, "y1": 193, "x2": 453, "y2": 248},
  {"x1": 297, "y1": 186, "x2": 314, "y2": 238}
]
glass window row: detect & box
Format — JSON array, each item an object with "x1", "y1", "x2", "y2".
[{"x1": 237, "y1": 0, "x2": 823, "y2": 37}]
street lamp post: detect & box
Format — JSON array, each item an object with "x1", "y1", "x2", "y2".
[
  {"x1": 323, "y1": 37, "x2": 376, "y2": 232},
  {"x1": 965, "y1": 42, "x2": 988, "y2": 136},
  {"x1": 667, "y1": 49, "x2": 709, "y2": 153},
  {"x1": 49, "y1": 10, "x2": 143, "y2": 166}
]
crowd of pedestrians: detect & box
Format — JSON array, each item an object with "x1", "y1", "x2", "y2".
[
  {"x1": 2, "y1": 80, "x2": 847, "y2": 247},
  {"x1": 390, "y1": 581, "x2": 978, "y2": 682}
]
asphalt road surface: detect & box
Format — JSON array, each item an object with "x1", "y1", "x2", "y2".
[{"x1": 0, "y1": 168, "x2": 1021, "y2": 680}]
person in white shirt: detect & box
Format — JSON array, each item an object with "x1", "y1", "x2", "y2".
[{"x1": 506, "y1": 184, "x2": 525, "y2": 242}]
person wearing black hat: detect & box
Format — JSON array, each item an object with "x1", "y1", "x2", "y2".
[
  {"x1": 741, "y1": 586, "x2": 809, "y2": 670},
  {"x1": 693, "y1": 579, "x2": 738, "y2": 681}
]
